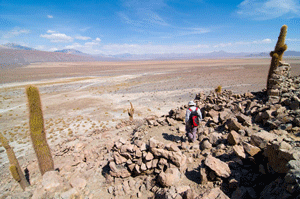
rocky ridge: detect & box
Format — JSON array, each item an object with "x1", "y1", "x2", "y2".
[{"x1": 1, "y1": 61, "x2": 300, "y2": 198}]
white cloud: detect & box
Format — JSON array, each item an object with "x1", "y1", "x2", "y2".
[
  {"x1": 214, "y1": 43, "x2": 232, "y2": 48},
  {"x1": 35, "y1": 45, "x2": 45, "y2": 50},
  {"x1": 63, "y1": 37, "x2": 101, "y2": 53},
  {"x1": 75, "y1": 36, "x2": 91, "y2": 40},
  {"x1": 80, "y1": 27, "x2": 91, "y2": 32},
  {"x1": 237, "y1": 0, "x2": 300, "y2": 20},
  {"x1": 49, "y1": 47, "x2": 58, "y2": 52},
  {"x1": 144, "y1": 10, "x2": 169, "y2": 26},
  {"x1": 3, "y1": 27, "x2": 30, "y2": 38},
  {"x1": 85, "y1": 41, "x2": 100, "y2": 46},
  {"x1": 40, "y1": 32, "x2": 73, "y2": 43},
  {"x1": 47, "y1": 15, "x2": 53, "y2": 19},
  {"x1": 64, "y1": 43, "x2": 83, "y2": 49},
  {"x1": 47, "y1": 30, "x2": 56, "y2": 33},
  {"x1": 119, "y1": 0, "x2": 170, "y2": 27},
  {"x1": 213, "y1": 38, "x2": 273, "y2": 50},
  {"x1": 259, "y1": 38, "x2": 272, "y2": 43},
  {"x1": 178, "y1": 28, "x2": 211, "y2": 36}
]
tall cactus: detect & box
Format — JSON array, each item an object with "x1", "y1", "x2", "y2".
[
  {"x1": 26, "y1": 85, "x2": 54, "y2": 175},
  {"x1": 0, "y1": 133, "x2": 29, "y2": 190},
  {"x1": 267, "y1": 25, "x2": 288, "y2": 90}
]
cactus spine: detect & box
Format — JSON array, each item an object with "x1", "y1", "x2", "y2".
[
  {"x1": 26, "y1": 85, "x2": 54, "y2": 175},
  {"x1": 267, "y1": 25, "x2": 288, "y2": 91},
  {"x1": 0, "y1": 133, "x2": 29, "y2": 190}
]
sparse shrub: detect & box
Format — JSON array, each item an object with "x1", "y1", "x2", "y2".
[{"x1": 215, "y1": 85, "x2": 222, "y2": 94}]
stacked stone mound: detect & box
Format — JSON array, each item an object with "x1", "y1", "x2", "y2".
[
  {"x1": 164, "y1": 62, "x2": 300, "y2": 198},
  {"x1": 109, "y1": 137, "x2": 187, "y2": 185}
]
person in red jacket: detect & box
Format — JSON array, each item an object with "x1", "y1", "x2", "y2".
[{"x1": 185, "y1": 101, "x2": 202, "y2": 142}]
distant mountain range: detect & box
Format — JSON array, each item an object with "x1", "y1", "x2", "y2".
[
  {"x1": 247, "y1": 51, "x2": 300, "y2": 57},
  {"x1": 1, "y1": 43, "x2": 300, "y2": 69},
  {"x1": 1, "y1": 43, "x2": 35, "y2": 51},
  {"x1": 54, "y1": 49, "x2": 86, "y2": 55},
  {"x1": 0, "y1": 44, "x2": 96, "y2": 69}
]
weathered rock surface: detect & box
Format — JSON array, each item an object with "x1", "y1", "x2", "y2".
[
  {"x1": 204, "y1": 155, "x2": 231, "y2": 178},
  {"x1": 157, "y1": 168, "x2": 181, "y2": 187}
]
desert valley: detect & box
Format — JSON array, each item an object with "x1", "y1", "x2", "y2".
[{"x1": 0, "y1": 54, "x2": 300, "y2": 198}]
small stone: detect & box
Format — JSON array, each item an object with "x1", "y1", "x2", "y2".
[
  {"x1": 200, "y1": 167, "x2": 208, "y2": 185},
  {"x1": 141, "y1": 163, "x2": 147, "y2": 171},
  {"x1": 70, "y1": 176, "x2": 87, "y2": 189},
  {"x1": 145, "y1": 152, "x2": 154, "y2": 161},
  {"x1": 152, "y1": 159, "x2": 159, "y2": 168},
  {"x1": 226, "y1": 118, "x2": 244, "y2": 132},
  {"x1": 157, "y1": 168, "x2": 181, "y2": 187},
  {"x1": 108, "y1": 186, "x2": 114, "y2": 194},
  {"x1": 146, "y1": 161, "x2": 152, "y2": 169},
  {"x1": 135, "y1": 149, "x2": 142, "y2": 157},
  {"x1": 242, "y1": 142, "x2": 261, "y2": 156},
  {"x1": 251, "y1": 131, "x2": 277, "y2": 149},
  {"x1": 209, "y1": 132, "x2": 222, "y2": 146},
  {"x1": 233, "y1": 145, "x2": 246, "y2": 159},
  {"x1": 201, "y1": 139, "x2": 212, "y2": 150},
  {"x1": 114, "y1": 152, "x2": 127, "y2": 164},
  {"x1": 227, "y1": 130, "x2": 242, "y2": 145},
  {"x1": 204, "y1": 155, "x2": 231, "y2": 178}
]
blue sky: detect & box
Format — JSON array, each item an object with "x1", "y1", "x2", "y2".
[{"x1": 1, "y1": 0, "x2": 300, "y2": 55}]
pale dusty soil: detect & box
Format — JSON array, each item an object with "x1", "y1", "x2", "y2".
[{"x1": 0, "y1": 58, "x2": 300, "y2": 197}]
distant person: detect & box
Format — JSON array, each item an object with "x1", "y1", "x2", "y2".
[{"x1": 185, "y1": 101, "x2": 202, "y2": 142}]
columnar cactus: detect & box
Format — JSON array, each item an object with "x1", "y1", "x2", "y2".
[
  {"x1": 0, "y1": 133, "x2": 29, "y2": 190},
  {"x1": 26, "y1": 85, "x2": 54, "y2": 175},
  {"x1": 128, "y1": 102, "x2": 134, "y2": 121},
  {"x1": 267, "y1": 25, "x2": 288, "y2": 91}
]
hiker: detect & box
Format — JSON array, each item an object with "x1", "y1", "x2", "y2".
[{"x1": 185, "y1": 101, "x2": 202, "y2": 142}]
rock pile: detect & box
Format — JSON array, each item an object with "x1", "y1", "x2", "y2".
[
  {"x1": 107, "y1": 61, "x2": 300, "y2": 198},
  {"x1": 162, "y1": 61, "x2": 300, "y2": 198},
  {"x1": 109, "y1": 137, "x2": 187, "y2": 187}
]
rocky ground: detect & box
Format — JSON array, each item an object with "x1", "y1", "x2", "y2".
[{"x1": 1, "y1": 58, "x2": 300, "y2": 198}]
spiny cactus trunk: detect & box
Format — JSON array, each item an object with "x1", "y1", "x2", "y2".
[
  {"x1": 0, "y1": 133, "x2": 29, "y2": 190},
  {"x1": 26, "y1": 85, "x2": 54, "y2": 175},
  {"x1": 267, "y1": 25, "x2": 288, "y2": 91}
]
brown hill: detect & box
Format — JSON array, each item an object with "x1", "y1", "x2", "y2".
[{"x1": 0, "y1": 49, "x2": 96, "y2": 69}]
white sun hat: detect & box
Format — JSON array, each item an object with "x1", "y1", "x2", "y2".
[{"x1": 188, "y1": 101, "x2": 196, "y2": 106}]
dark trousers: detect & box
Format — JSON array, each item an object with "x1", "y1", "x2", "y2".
[{"x1": 186, "y1": 125, "x2": 197, "y2": 142}]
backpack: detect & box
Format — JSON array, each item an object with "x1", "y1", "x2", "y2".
[{"x1": 189, "y1": 107, "x2": 199, "y2": 127}]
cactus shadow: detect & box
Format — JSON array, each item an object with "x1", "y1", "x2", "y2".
[{"x1": 162, "y1": 133, "x2": 182, "y2": 142}]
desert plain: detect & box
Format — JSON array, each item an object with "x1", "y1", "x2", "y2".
[{"x1": 0, "y1": 58, "x2": 300, "y2": 197}]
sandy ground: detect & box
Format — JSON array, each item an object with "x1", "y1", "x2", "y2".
[{"x1": 1, "y1": 58, "x2": 300, "y2": 167}]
